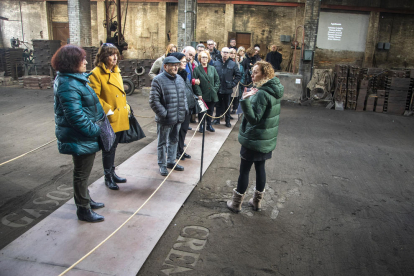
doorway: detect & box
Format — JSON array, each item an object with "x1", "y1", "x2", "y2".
[
  {"x1": 228, "y1": 32, "x2": 251, "y2": 50},
  {"x1": 52, "y1": 22, "x2": 69, "y2": 46}
]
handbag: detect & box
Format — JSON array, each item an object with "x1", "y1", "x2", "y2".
[
  {"x1": 197, "y1": 98, "x2": 208, "y2": 113},
  {"x1": 96, "y1": 114, "x2": 116, "y2": 152},
  {"x1": 118, "y1": 106, "x2": 146, "y2": 144}
]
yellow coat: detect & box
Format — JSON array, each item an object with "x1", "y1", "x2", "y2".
[{"x1": 89, "y1": 63, "x2": 129, "y2": 133}]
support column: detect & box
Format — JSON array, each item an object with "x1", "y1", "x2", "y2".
[
  {"x1": 158, "y1": 2, "x2": 167, "y2": 53},
  {"x1": 224, "y1": 4, "x2": 234, "y2": 45},
  {"x1": 177, "y1": 0, "x2": 197, "y2": 51},
  {"x1": 300, "y1": 0, "x2": 321, "y2": 98},
  {"x1": 363, "y1": 11, "x2": 380, "y2": 68},
  {"x1": 68, "y1": 0, "x2": 92, "y2": 46}
]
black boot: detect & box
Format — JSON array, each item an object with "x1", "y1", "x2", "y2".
[
  {"x1": 112, "y1": 167, "x2": 126, "y2": 183},
  {"x1": 105, "y1": 174, "x2": 119, "y2": 190},
  {"x1": 198, "y1": 124, "x2": 204, "y2": 133},
  {"x1": 206, "y1": 125, "x2": 215, "y2": 132},
  {"x1": 90, "y1": 198, "x2": 105, "y2": 209},
  {"x1": 212, "y1": 119, "x2": 220, "y2": 125},
  {"x1": 77, "y1": 207, "x2": 104, "y2": 222}
]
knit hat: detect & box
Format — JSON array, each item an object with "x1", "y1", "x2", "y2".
[{"x1": 167, "y1": 52, "x2": 186, "y2": 62}]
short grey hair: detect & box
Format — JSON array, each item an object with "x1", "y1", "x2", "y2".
[
  {"x1": 221, "y1": 47, "x2": 230, "y2": 52},
  {"x1": 197, "y1": 44, "x2": 205, "y2": 49},
  {"x1": 207, "y1": 39, "x2": 214, "y2": 44},
  {"x1": 182, "y1": 46, "x2": 196, "y2": 54}
]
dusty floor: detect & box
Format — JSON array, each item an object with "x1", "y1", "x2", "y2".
[{"x1": 1, "y1": 86, "x2": 414, "y2": 276}]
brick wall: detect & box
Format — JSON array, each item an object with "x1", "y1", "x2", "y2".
[
  {"x1": 68, "y1": 0, "x2": 92, "y2": 46},
  {"x1": 166, "y1": 3, "x2": 178, "y2": 48},
  {"x1": 374, "y1": 13, "x2": 414, "y2": 68},
  {"x1": 196, "y1": 4, "x2": 226, "y2": 49},
  {"x1": 50, "y1": 2, "x2": 68, "y2": 22},
  {"x1": 177, "y1": 0, "x2": 196, "y2": 51}
]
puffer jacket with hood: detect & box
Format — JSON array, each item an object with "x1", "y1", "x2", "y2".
[{"x1": 238, "y1": 77, "x2": 284, "y2": 153}]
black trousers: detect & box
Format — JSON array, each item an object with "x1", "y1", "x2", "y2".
[
  {"x1": 236, "y1": 158, "x2": 266, "y2": 194},
  {"x1": 215, "y1": 94, "x2": 231, "y2": 123},
  {"x1": 198, "y1": 101, "x2": 216, "y2": 126},
  {"x1": 102, "y1": 131, "x2": 122, "y2": 176},
  {"x1": 178, "y1": 114, "x2": 190, "y2": 155},
  {"x1": 232, "y1": 96, "x2": 240, "y2": 111},
  {"x1": 73, "y1": 152, "x2": 96, "y2": 208}
]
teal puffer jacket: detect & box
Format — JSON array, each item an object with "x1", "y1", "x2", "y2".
[
  {"x1": 54, "y1": 72, "x2": 105, "y2": 156},
  {"x1": 238, "y1": 77, "x2": 284, "y2": 153}
]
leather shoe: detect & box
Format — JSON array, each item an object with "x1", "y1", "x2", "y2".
[
  {"x1": 112, "y1": 168, "x2": 126, "y2": 183},
  {"x1": 206, "y1": 125, "x2": 215, "y2": 132},
  {"x1": 159, "y1": 166, "x2": 168, "y2": 176},
  {"x1": 225, "y1": 122, "x2": 232, "y2": 128},
  {"x1": 105, "y1": 175, "x2": 119, "y2": 190},
  {"x1": 177, "y1": 153, "x2": 185, "y2": 160},
  {"x1": 167, "y1": 163, "x2": 184, "y2": 171},
  {"x1": 90, "y1": 198, "x2": 104, "y2": 209},
  {"x1": 231, "y1": 110, "x2": 236, "y2": 114},
  {"x1": 183, "y1": 153, "x2": 191, "y2": 159},
  {"x1": 212, "y1": 119, "x2": 220, "y2": 125},
  {"x1": 230, "y1": 115, "x2": 234, "y2": 120},
  {"x1": 187, "y1": 126, "x2": 192, "y2": 130},
  {"x1": 77, "y1": 207, "x2": 104, "y2": 223},
  {"x1": 198, "y1": 125, "x2": 204, "y2": 133}
]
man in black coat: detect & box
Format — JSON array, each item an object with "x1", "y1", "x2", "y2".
[
  {"x1": 212, "y1": 47, "x2": 242, "y2": 128},
  {"x1": 149, "y1": 56, "x2": 188, "y2": 176},
  {"x1": 266, "y1": 45, "x2": 282, "y2": 71},
  {"x1": 207, "y1": 39, "x2": 222, "y2": 65}
]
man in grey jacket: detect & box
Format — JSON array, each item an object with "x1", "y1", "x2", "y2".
[{"x1": 149, "y1": 56, "x2": 188, "y2": 176}]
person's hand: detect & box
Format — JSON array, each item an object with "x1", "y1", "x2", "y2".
[
  {"x1": 242, "y1": 87, "x2": 258, "y2": 100},
  {"x1": 198, "y1": 96, "x2": 202, "y2": 100},
  {"x1": 195, "y1": 79, "x2": 200, "y2": 85}
]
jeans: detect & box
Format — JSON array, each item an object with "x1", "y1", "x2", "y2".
[
  {"x1": 72, "y1": 153, "x2": 96, "y2": 209},
  {"x1": 236, "y1": 158, "x2": 266, "y2": 194},
  {"x1": 102, "y1": 131, "x2": 122, "y2": 176},
  {"x1": 157, "y1": 123, "x2": 181, "y2": 167}
]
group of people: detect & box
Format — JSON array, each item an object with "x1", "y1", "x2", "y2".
[
  {"x1": 148, "y1": 39, "x2": 284, "y2": 213},
  {"x1": 52, "y1": 43, "x2": 133, "y2": 223},
  {"x1": 51, "y1": 37, "x2": 284, "y2": 224}
]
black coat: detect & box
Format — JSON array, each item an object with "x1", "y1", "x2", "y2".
[
  {"x1": 266, "y1": 51, "x2": 282, "y2": 70},
  {"x1": 149, "y1": 71, "x2": 188, "y2": 125},
  {"x1": 213, "y1": 58, "x2": 242, "y2": 95},
  {"x1": 241, "y1": 55, "x2": 257, "y2": 86},
  {"x1": 178, "y1": 69, "x2": 196, "y2": 110}
]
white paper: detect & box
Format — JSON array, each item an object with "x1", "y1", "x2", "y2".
[
  {"x1": 295, "y1": 79, "x2": 301, "y2": 84},
  {"x1": 106, "y1": 109, "x2": 114, "y2": 116}
]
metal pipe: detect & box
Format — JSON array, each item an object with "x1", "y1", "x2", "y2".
[
  {"x1": 199, "y1": 116, "x2": 206, "y2": 182},
  {"x1": 105, "y1": 0, "x2": 111, "y2": 40},
  {"x1": 117, "y1": 0, "x2": 121, "y2": 45},
  {"x1": 19, "y1": 1, "x2": 24, "y2": 43},
  {"x1": 184, "y1": 0, "x2": 187, "y2": 47}
]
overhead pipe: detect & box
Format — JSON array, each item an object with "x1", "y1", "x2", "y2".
[{"x1": 292, "y1": 25, "x2": 304, "y2": 74}]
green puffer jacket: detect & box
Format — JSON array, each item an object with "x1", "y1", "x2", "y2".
[
  {"x1": 238, "y1": 77, "x2": 284, "y2": 153},
  {"x1": 54, "y1": 72, "x2": 105, "y2": 156}
]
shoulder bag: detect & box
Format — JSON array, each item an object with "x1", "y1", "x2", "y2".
[{"x1": 118, "y1": 106, "x2": 146, "y2": 143}]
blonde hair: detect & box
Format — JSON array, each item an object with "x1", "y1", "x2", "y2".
[
  {"x1": 254, "y1": 61, "x2": 274, "y2": 81},
  {"x1": 237, "y1": 46, "x2": 245, "y2": 55},
  {"x1": 199, "y1": 50, "x2": 211, "y2": 63},
  {"x1": 165, "y1": 44, "x2": 177, "y2": 57}
]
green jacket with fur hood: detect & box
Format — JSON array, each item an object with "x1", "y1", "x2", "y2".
[{"x1": 238, "y1": 77, "x2": 284, "y2": 153}]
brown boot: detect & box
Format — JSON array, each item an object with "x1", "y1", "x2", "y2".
[
  {"x1": 248, "y1": 189, "x2": 265, "y2": 211},
  {"x1": 227, "y1": 188, "x2": 245, "y2": 213}
]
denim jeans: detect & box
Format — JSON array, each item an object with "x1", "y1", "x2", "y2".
[{"x1": 157, "y1": 123, "x2": 181, "y2": 167}]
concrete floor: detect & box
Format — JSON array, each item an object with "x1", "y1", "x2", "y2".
[{"x1": 1, "y1": 86, "x2": 414, "y2": 275}]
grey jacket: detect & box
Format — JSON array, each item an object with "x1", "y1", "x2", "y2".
[
  {"x1": 149, "y1": 71, "x2": 188, "y2": 125},
  {"x1": 149, "y1": 55, "x2": 165, "y2": 80}
]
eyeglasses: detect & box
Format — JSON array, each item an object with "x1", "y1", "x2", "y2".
[
  {"x1": 167, "y1": 64, "x2": 179, "y2": 67},
  {"x1": 222, "y1": 51, "x2": 229, "y2": 54},
  {"x1": 102, "y1": 43, "x2": 116, "y2": 48},
  {"x1": 200, "y1": 56, "x2": 208, "y2": 59},
  {"x1": 180, "y1": 61, "x2": 187, "y2": 64},
  {"x1": 207, "y1": 44, "x2": 214, "y2": 46}
]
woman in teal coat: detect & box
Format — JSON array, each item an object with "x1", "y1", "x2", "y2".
[
  {"x1": 227, "y1": 61, "x2": 284, "y2": 213},
  {"x1": 193, "y1": 50, "x2": 220, "y2": 133},
  {"x1": 52, "y1": 45, "x2": 106, "y2": 223}
]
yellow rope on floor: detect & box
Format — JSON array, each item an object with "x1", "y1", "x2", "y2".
[
  {"x1": 58, "y1": 113, "x2": 207, "y2": 276},
  {"x1": 0, "y1": 139, "x2": 57, "y2": 167}
]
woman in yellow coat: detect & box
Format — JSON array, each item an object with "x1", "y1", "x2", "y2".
[{"x1": 89, "y1": 43, "x2": 129, "y2": 191}]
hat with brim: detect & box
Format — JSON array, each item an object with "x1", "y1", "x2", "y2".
[{"x1": 163, "y1": 56, "x2": 181, "y2": 65}]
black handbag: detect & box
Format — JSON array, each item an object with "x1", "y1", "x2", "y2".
[
  {"x1": 96, "y1": 114, "x2": 116, "y2": 152},
  {"x1": 118, "y1": 106, "x2": 146, "y2": 143}
]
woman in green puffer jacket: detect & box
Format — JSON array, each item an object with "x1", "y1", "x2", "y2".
[
  {"x1": 227, "y1": 61, "x2": 284, "y2": 213},
  {"x1": 52, "y1": 45, "x2": 106, "y2": 223}
]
